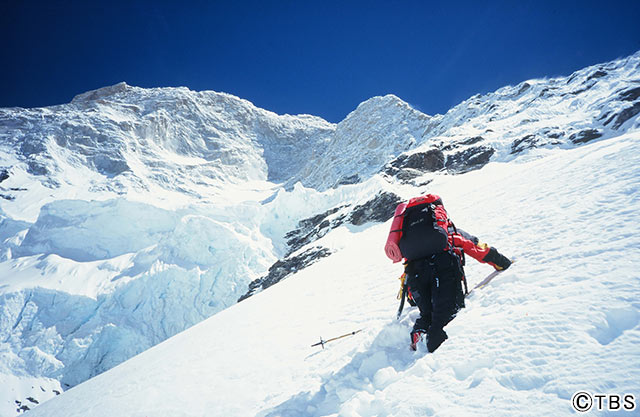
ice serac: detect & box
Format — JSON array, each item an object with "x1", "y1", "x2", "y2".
[
  {"x1": 1, "y1": 51, "x2": 640, "y2": 416},
  {"x1": 23, "y1": 129, "x2": 640, "y2": 417}
]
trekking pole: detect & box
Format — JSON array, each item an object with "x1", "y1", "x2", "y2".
[{"x1": 311, "y1": 329, "x2": 362, "y2": 349}]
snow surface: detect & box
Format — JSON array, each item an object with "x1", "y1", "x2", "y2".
[
  {"x1": 25, "y1": 131, "x2": 640, "y2": 417},
  {"x1": 1, "y1": 51, "x2": 639, "y2": 416}
]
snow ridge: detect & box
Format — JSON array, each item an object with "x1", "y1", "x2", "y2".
[
  {"x1": 0, "y1": 51, "x2": 639, "y2": 416},
  {"x1": 23, "y1": 131, "x2": 640, "y2": 417}
]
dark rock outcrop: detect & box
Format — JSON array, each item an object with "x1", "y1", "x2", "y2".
[
  {"x1": 336, "y1": 174, "x2": 361, "y2": 186},
  {"x1": 386, "y1": 139, "x2": 496, "y2": 179},
  {"x1": 619, "y1": 86, "x2": 640, "y2": 102},
  {"x1": 238, "y1": 246, "x2": 333, "y2": 302},
  {"x1": 441, "y1": 136, "x2": 484, "y2": 151},
  {"x1": 384, "y1": 148, "x2": 445, "y2": 181},
  {"x1": 511, "y1": 134, "x2": 538, "y2": 154},
  {"x1": 446, "y1": 146, "x2": 495, "y2": 173},
  {"x1": 349, "y1": 192, "x2": 403, "y2": 226},
  {"x1": 516, "y1": 82, "x2": 531, "y2": 95},
  {"x1": 586, "y1": 70, "x2": 608, "y2": 82},
  {"x1": 285, "y1": 206, "x2": 347, "y2": 255},
  {"x1": 240, "y1": 191, "x2": 403, "y2": 301},
  {"x1": 610, "y1": 102, "x2": 640, "y2": 130},
  {"x1": 390, "y1": 149, "x2": 445, "y2": 171},
  {"x1": 286, "y1": 191, "x2": 402, "y2": 255},
  {"x1": 569, "y1": 129, "x2": 603, "y2": 144}
]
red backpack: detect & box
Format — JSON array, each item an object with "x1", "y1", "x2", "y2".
[{"x1": 385, "y1": 194, "x2": 450, "y2": 262}]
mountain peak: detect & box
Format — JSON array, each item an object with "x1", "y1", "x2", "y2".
[
  {"x1": 71, "y1": 82, "x2": 133, "y2": 103},
  {"x1": 1, "y1": 51, "x2": 640, "y2": 417},
  {"x1": 351, "y1": 94, "x2": 422, "y2": 116}
]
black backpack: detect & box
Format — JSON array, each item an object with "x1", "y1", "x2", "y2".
[{"x1": 398, "y1": 201, "x2": 450, "y2": 261}]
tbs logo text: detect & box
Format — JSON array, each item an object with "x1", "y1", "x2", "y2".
[{"x1": 572, "y1": 392, "x2": 636, "y2": 413}]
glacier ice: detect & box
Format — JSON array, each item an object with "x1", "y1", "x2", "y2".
[{"x1": 0, "y1": 51, "x2": 639, "y2": 415}]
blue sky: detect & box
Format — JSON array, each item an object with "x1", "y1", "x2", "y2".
[{"x1": 2, "y1": 1, "x2": 639, "y2": 122}]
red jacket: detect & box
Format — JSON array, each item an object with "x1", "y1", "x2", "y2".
[
  {"x1": 448, "y1": 226, "x2": 496, "y2": 267},
  {"x1": 385, "y1": 193, "x2": 504, "y2": 270}
]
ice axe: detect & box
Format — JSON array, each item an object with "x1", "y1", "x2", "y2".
[
  {"x1": 396, "y1": 272, "x2": 407, "y2": 320},
  {"x1": 311, "y1": 329, "x2": 362, "y2": 349}
]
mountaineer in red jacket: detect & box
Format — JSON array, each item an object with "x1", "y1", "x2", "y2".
[{"x1": 385, "y1": 194, "x2": 511, "y2": 352}]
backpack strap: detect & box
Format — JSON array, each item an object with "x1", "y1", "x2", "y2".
[{"x1": 447, "y1": 220, "x2": 469, "y2": 295}]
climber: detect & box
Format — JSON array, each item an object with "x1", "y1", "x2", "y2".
[{"x1": 385, "y1": 194, "x2": 511, "y2": 352}]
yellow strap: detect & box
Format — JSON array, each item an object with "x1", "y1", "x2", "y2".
[{"x1": 397, "y1": 273, "x2": 406, "y2": 300}]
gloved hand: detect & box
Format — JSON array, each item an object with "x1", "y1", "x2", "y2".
[{"x1": 483, "y1": 247, "x2": 512, "y2": 270}]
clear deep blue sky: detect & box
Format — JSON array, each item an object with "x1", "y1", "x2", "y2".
[{"x1": 2, "y1": 1, "x2": 640, "y2": 123}]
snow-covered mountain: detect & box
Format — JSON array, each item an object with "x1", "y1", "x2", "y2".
[
  {"x1": 20, "y1": 129, "x2": 640, "y2": 417},
  {"x1": 1, "y1": 51, "x2": 639, "y2": 416}
]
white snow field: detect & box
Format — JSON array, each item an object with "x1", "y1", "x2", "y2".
[
  {"x1": 1, "y1": 51, "x2": 639, "y2": 416},
  {"x1": 26, "y1": 131, "x2": 640, "y2": 417}
]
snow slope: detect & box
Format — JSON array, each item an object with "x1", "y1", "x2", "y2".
[
  {"x1": 26, "y1": 130, "x2": 640, "y2": 417},
  {"x1": 0, "y1": 84, "x2": 339, "y2": 414},
  {"x1": 1, "y1": 51, "x2": 639, "y2": 416}
]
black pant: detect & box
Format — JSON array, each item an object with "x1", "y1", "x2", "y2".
[{"x1": 406, "y1": 251, "x2": 464, "y2": 352}]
